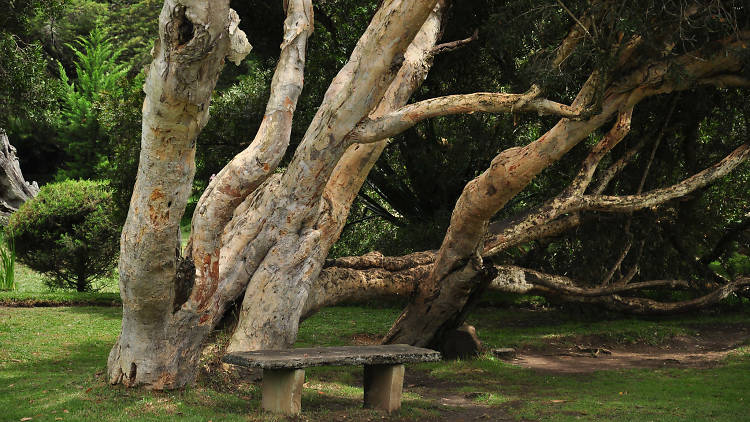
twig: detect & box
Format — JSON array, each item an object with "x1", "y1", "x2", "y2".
[
  {"x1": 556, "y1": 0, "x2": 591, "y2": 37},
  {"x1": 431, "y1": 29, "x2": 479, "y2": 55}
]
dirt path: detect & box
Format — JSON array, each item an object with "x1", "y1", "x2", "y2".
[{"x1": 509, "y1": 323, "x2": 750, "y2": 373}]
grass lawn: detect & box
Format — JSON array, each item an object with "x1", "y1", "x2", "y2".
[
  {"x1": 1, "y1": 300, "x2": 750, "y2": 421},
  {"x1": 0, "y1": 263, "x2": 120, "y2": 307}
]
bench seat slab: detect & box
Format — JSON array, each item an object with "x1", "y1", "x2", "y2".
[
  {"x1": 262, "y1": 368, "x2": 305, "y2": 415},
  {"x1": 364, "y1": 364, "x2": 405, "y2": 413},
  {"x1": 223, "y1": 344, "x2": 440, "y2": 369}
]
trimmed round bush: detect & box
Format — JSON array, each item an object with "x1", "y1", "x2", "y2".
[{"x1": 8, "y1": 180, "x2": 120, "y2": 291}]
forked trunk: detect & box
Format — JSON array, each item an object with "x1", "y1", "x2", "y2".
[{"x1": 107, "y1": 0, "x2": 250, "y2": 388}]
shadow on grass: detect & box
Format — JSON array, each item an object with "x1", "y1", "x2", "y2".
[
  {"x1": 62, "y1": 304, "x2": 123, "y2": 320},
  {"x1": 0, "y1": 338, "x2": 258, "y2": 421}
]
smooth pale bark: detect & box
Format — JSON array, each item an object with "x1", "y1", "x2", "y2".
[
  {"x1": 225, "y1": 0, "x2": 445, "y2": 353},
  {"x1": 0, "y1": 129, "x2": 38, "y2": 222},
  {"x1": 347, "y1": 89, "x2": 582, "y2": 144},
  {"x1": 310, "y1": 259, "x2": 750, "y2": 317},
  {"x1": 107, "y1": 0, "x2": 251, "y2": 389},
  {"x1": 110, "y1": 0, "x2": 749, "y2": 388},
  {"x1": 187, "y1": 0, "x2": 313, "y2": 320}
]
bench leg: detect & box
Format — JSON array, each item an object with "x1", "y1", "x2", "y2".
[
  {"x1": 363, "y1": 363, "x2": 405, "y2": 413},
  {"x1": 262, "y1": 368, "x2": 305, "y2": 415}
]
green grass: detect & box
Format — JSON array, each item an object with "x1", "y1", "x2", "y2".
[
  {"x1": 1, "y1": 302, "x2": 750, "y2": 421},
  {"x1": 467, "y1": 305, "x2": 750, "y2": 350},
  {"x1": 417, "y1": 353, "x2": 750, "y2": 421},
  {"x1": 0, "y1": 263, "x2": 119, "y2": 306}
]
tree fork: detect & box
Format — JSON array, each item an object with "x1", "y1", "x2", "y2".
[{"x1": 107, "y1": 0, "x2": 250, "y2": 389}]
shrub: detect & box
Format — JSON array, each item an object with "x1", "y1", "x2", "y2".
[
  {"x1": 0, "y1": 230, "x2": 15, "y2": 291},
  {"x1": 8, "y1": 180, "x2": 120, "y2": 291}
]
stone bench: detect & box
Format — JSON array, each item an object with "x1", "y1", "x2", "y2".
[{"x1": 222, "y1": 344, "x2": 441, "y2": 415}]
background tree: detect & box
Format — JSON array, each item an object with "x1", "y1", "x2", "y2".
[
  {"x1": 8, "y1": 180, "x2": 120, "y2": 291},
  {"x1": 57, "y1": 27, "x2": 128, "y2": 180}
]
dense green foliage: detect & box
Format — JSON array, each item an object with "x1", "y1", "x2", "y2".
[
  {"x1": 57, "y1": 27, "x2": 128, "y2": 180},
  {"x1": 8, "y1": 180, "x2": 119, "y2": 291}
]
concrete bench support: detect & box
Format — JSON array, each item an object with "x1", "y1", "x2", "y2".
[
  {"x1": 262, "y1": 368, "x2": 305, "y2": 415},
  {"x1": 363, "y1": 363, "x2": 405, "y2": 412}
]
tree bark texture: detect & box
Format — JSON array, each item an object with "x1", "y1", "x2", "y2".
[
  {"x1": 224, "y1": 0, "x2": 445, "y2": 353},
  {"x1": 0, "y1": 129, "x2": 38, "y2": 223},
  {"x1": 108, "y1": 0, "x2": 251, "y2": 388},
  {"x1": 384, "y1": 34, "x2": 750, "y2": 347}
]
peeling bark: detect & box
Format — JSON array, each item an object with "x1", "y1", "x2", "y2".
[
  {"x1": 384, "y1": 35, "x2": 750, "y2": 347},
  {"x1": 225, "y1": 0, "x2": 446, "y2": 353}
]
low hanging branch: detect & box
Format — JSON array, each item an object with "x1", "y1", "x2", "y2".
[
  {"x1": 496, "y1": 265, "x2": 690, "y2": 297},
  {"x1": 555, "y1": 278, "x2": 750, "y2": 315},
  {"x1": 310, "y1": 254, "x2": 749, "y2": 317},
  {"x1": 317, "y1": 104, "x2": 749, "y2": 324}
]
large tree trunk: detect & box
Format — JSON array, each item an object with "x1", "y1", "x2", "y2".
[
  {"x1": 223, "y1": 0, "x2": 444, "y2": 353},
  {"x1": 107, "y1": 0, "x2": 251, "y2": 388},
  {"x1": 0, "y1": 129, "x2": 38, "y2": 223}
]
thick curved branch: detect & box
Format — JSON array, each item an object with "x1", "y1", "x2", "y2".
[
  {"x1": 306, "y1": 252, "x2": 433, "y2": 319},
  {"x1": 317, "y1": 1, "x2": 448, "y2": 238},
  {"x1": 348, "y1": 88, "x2": 582, "y2": 144},
  {"x1": 309, "y1": 258, "x2": 746, "y2": 318},
  {"x1": 220, "y1": 1, "x2": 447, "y2": 353},
  {"x1": 485, "y1": 213, "x2": 583, "y2": 256},
  {"x1": 558, "y1": 277, "x2": 750, "y2": 315},
  {"x1": 484, "y1": 142, "x2": 750, "y2": 258}
]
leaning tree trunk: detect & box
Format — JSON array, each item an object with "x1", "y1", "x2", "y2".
[
  {"x1": 222, "y1": 0, "x2": 442, "y2": 353},
  {"x1": 383, "y1": 33, "x2": 750, "y2": 347},
  {"x1": 0, "y1": 129, "x2": 38, "y2": 223},
  {"x1": 109, "y1": 0, "x2": 749, "y2": 389}
]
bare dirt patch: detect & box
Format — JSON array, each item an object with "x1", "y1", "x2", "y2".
[
  {"x1": 404, "y1": 370, "x2": 514, "y2": 422},
  {"x1": 507, "y1": 323, "x2": 750, "y2": 373}
]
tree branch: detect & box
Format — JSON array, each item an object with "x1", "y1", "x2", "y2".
[
  {"x1": 579, "y1": 143, "x2": 750, "y2": 213},
  {"x1": 188, "y1": 0, "x2": 313, "y2": 313},
  {"x1": 556, "y1": 277, "x2": 750, "y2": 315},
  {"x1": 347, "y1": 87, "x2": 582, "y2": 144},
  {"x1": 564, "y1": 107, "x2": 633, "y2": 196},
  {"x1": 498, "y1": 264, "x2": 690, "y2": 297},
  {"x1": 430, "y1": 28, "x2": 478, "y2": 55}
]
